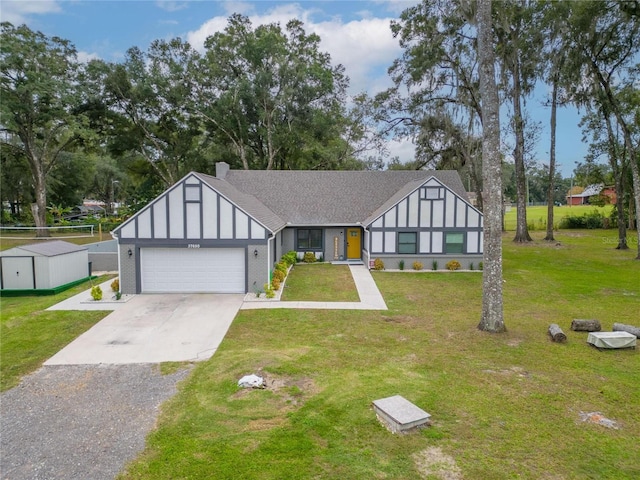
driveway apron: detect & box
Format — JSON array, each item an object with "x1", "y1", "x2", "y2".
[
  {"x1": 0, "y1": 364, "x2": 190, "y2": 480},
  {"x1": 45, "y1": 293, "x2": 244, "y2": 365}
]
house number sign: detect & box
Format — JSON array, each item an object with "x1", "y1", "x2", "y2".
[{"x1": 187, "y1": 244, "x2": 200, "y2": 248}]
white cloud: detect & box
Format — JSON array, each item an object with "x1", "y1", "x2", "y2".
[
  {"x1": 387, "y1": 137, "x2": 416, "y2": 164},
  {"x1": 77, "y1": 50, "x2": 100, "y2": 63},
  {"x1": 185, "y1": 4, "x2": 401, "y2": 95},
  {"x1": 155, "y1": 1, "x2": 188, "y2": 13},
  {"x1": 0, "y1": 0, "x2": 61, "y2": 25},
  {"x1": 310, "y1": 17, "x2": 400, "y2": 94}
]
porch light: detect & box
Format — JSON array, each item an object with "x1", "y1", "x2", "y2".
[
  {"x1": 128, "y1": 248, "x2": 133, "y2": 258},
  {"x1": 254, "y1": 249, "x2": 258, "y2": 257}
]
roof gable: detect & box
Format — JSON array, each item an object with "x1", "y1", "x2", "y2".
[
  {"x1": 113, "y1": 172, "x2": 285, "y2": 239},
  {"x1": 363, "y1": 176, "x2": 480, "y2": 227},
  {"x1": 197, "y1": 173, "x2": 285, "y2": 233}
]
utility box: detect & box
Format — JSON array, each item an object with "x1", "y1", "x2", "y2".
[{"x1": 372, "y1": 395, "x2": 431, "y2": 434}]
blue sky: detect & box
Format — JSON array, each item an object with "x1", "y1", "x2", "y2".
[{"x1": 1, "y1": 0, "x2": 588, "y2": 178}]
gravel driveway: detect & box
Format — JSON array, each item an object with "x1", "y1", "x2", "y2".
[{"x1": 1, "y1": 364, "x2": 191, "y2": 480}]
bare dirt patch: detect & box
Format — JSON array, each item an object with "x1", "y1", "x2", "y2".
[
  {"x1": 412, "y1": 447, "x2": 463, "y2": 480},
  {"x1": 578, "y1": 411, "x2": 620, "y2": 429},
  {"x1": 263, "y1": 372, "x2": 319, "y2": 405},
  {"x1": 381, "y1": 315, "x2": 420, "y2": 325},
  {"x1": 231, "y1": 371, "x2": 320, "y2": 408}
]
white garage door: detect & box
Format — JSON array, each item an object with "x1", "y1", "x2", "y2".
[{"x1": 140, "y1": 248, "x2": 245, "y2": 293}]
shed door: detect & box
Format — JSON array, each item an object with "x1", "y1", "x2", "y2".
[
  {"x1": 140, "y1": 248, "x2": 245, "y2": 293},
  {"x1": 1, "y1": 257, "x2": 35, "y2": 289}
]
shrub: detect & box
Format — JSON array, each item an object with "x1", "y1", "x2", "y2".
[
  {"x1": 275, "y1": 262, "x2": 288, "y2": 273},
  {"x1": 446, "y1": 260, "x2": 461, "y2": 271},
  {"x1": 432, "y1": 260, "x2": 438, "y2": 271},
  {"x1": 318, "y1": 254, "x2": 324, "y2": 263},
  {"x1": 479, "y1": 261, "x2": 484, "y2": 271},
  {"x1": 114, "y1": 291, "x2": 122, "y2": 300},
  {"x1": 469, "y1": 262, "x2": 474, "y2": 271},
  {"x1": 272, "y1": 269, "x2": 285, "y2": 282},
  {"x1": 282, "y1": 251, "x2": 297, "y2": 266},
  {"x1": 412, "y1": 261, "x2": 423, "y2": 271},
  {"x1": 559, "y1": 209, "x2": 607, "y2": 229},
  {"x1": 110, "y1": 279, "x2": 119, "y2": 292},
  {"x1": 373, "y1": 258, "x2": 384, "y2": 270},
  {"x1": 91, "y1": 285, "x2": 103, "y2": 301},
  {"x1": 589, "y1": 194, "x2": 607, "y2": 207},
  {"x1": 303, "y1": 252, "x2": 316, "y2": 263},
  {"x1": 585, "y1": 210, "x2": 606, "y2": 229},
  {"x1": 264, "y1": 283, "x2": 275, "y2": 299},
  {"x1": 271, "y1": 278, "x2": 281, "y2": 291},
  {"x1": 398, "y1": 260, "x2": 405, "y2": 270}
]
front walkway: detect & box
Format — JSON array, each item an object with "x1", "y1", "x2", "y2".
[{"x1": 240, "y1": 265, "x2": 387, "y2": 311}]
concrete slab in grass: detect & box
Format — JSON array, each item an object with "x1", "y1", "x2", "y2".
[{"x1": 373, "y1": 395, "x2": 431, "y2": 434}]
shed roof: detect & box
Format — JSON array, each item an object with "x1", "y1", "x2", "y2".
[{"x1": 2, "y1": 240, "x2": 87, "y2": 257}]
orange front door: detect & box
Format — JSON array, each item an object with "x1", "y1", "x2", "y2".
[{"x1": 346, "y1": 228, "x2": 361, "y2": 259}]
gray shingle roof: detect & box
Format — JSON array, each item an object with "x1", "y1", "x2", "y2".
[
  {"x1": 222, "y1": 170, "x2": 469, "y2": 226},
  {"x1": 197, "y1": 172, "x2": 287, "y2": 233},
  {"x1": 6, "y1": 240, "x2": 87, "y2": 257}
]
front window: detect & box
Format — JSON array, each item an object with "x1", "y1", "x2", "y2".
[
  {"x1": 398, "y1": 232, "x2": 417, "y2": 254},
  {"x1": 297, "y1": 229, "x2": 323, "y2": 250},
  {"x1": 445, "y1": 232, "x2": 464, "y2": 253}
]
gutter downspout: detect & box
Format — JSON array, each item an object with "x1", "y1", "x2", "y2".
[
  {"x1": 267, "y1": 233, "x2": 275, "y2": 284},
  {"x1": 361, "y1": 223, "x2": 371, "y2": 269},
  {"x1": 112, "y1": 231, "x2": 121, "y2": 284}
]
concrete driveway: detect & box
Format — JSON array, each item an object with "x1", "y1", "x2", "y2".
[{"x1": 45, "y1": 294, "x2": 244, "y2": 365}]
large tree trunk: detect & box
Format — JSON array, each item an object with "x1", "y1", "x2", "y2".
[
  {"x1": 623, "y1": 138, "x2": 640, "y2": 259},
  {"x1": 603, "y1": 107, "x2": 628, "y2": 249},
  {"x1": 512, "y1": 56, "x2": 532, "y2": 243},
  {"x1": 31, "y1": 164, "x2": 49, "y2": 237},
  {"x1": 544, "y1": 72, "x2": 558, "y2": 242},
  {"x1": 477, "y1": 0, "x2": 505, "y2": 333},
  {"x1": 591, "y1": 63, "x2": 640, "y2": 259}
]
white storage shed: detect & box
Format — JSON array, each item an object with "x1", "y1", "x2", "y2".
[{"x1": 1, "y1": 240, "x2": 90, "y2": 290}]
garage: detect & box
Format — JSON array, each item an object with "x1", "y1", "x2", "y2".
[
  {"x1": 140, "y1": 248, "x2": 245, "y2": 293},
  {"x1": 114, "y1": 172, "x2": 276, "y2": 295}
]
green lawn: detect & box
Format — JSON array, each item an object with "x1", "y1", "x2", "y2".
[
  {"x1": 0, "y1": 276, "x2": 113, "y2": 391},
  {"x1": 118, "y1": 229, "x2": 640, "y2": 480},
  {"x1": 503, "y1": 204, "x2": 613, "y2": 231},
  {"x1": 281, "y1": 263, "x2": 359, "y2": 302}
]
